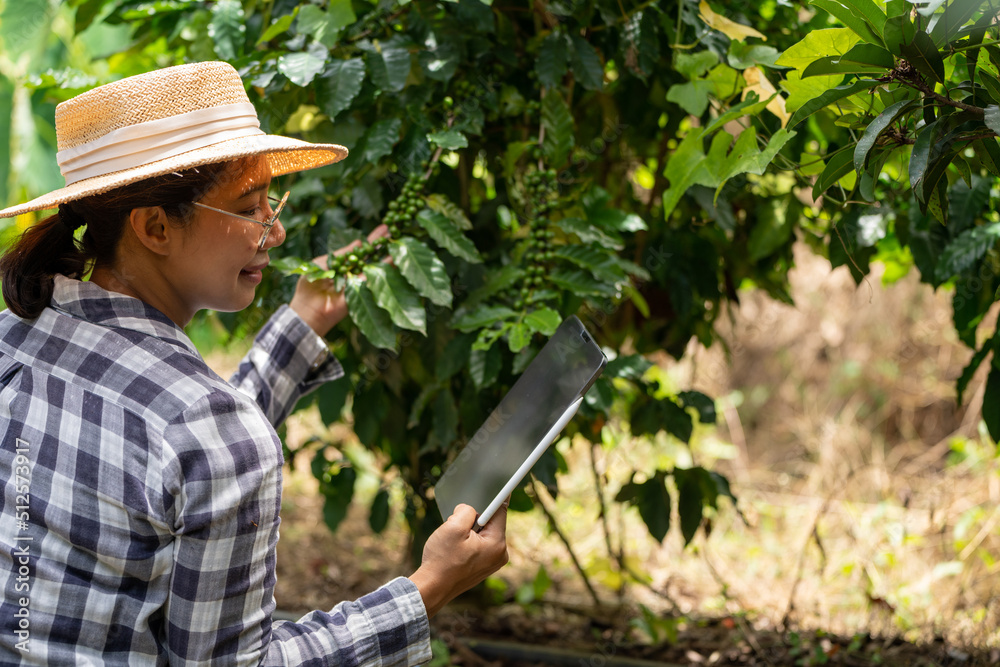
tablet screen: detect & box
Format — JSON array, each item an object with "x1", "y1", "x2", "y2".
[{"x1": 433, "y1": 315, "x2": 607, "y2": 521}]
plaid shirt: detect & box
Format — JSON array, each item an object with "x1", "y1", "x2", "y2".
[{"x1": 0, "y1": 276, "x2": 431, "y2": 666}]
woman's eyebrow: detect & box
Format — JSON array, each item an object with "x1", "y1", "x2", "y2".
[{"x1": 237, "y1": 182, "x2": 270, "y2": 199}]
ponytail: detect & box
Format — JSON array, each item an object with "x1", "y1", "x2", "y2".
[
  {"x1": 0, "y1": 206, "x2": 88, "y2": 319},
  {"x1": 0, "y1": 158, "x2": 251, "y2": 320}
]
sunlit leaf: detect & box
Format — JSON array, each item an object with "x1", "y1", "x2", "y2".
[
  {"x1": 364, "y1": 264, "x2": 427, "y2": 335},
  {"x1": 389, "y1": 237, "x2": 453, "y2": 307},
  {"x1": 345, "y1": 277, "x2": 397, "y2": 350},
  {"x1": 524, "y1": 308, "x2": 561, "y2": 336},
  {"x1": 416, "y1": 210, "x2": 483, "y2": 263},
  {"x1": 697, "y1": 0, "x2": 766, "y2": 42},
  {"x1": 315, "y1": 58, "x2": 366, "y2": 120},
  {"x1": 210, "y1": 0, "x2": 245, "y2": 60}
]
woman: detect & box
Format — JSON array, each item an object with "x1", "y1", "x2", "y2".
[{"x1": 0, "y1": 61, "x2": 508, "y2": 665}]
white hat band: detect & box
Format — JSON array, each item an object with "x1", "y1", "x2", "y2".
[{"x1": 57, "y1": 102, "x2": 265, "y2": 185}]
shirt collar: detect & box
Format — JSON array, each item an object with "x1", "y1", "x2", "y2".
[{"x1": 50, "y1": 274, "x2": 200, "y2": 356}]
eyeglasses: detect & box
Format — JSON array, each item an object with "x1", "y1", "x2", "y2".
[{"x1": 191, "y1": 191, "x2": 290, "y2": 249}]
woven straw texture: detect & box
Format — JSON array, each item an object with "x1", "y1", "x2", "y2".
[{"x1": 0, "y1": 61, "x2": 347, "y2": 218}]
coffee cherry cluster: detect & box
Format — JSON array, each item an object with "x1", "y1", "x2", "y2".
[
  {"x1": 524, "y1": 168, "x2": 558, "y2": 215},
  {"x1": 324, "y1": 165, "x2": 432, "y2": 277},
  {"x1": 384, "y1": 164, "x2": 430, "y2": 238},
  {"x1": 508, "y1": 168, "x2": 561, "y2": 310},
  {"x1": 327, "y1": 235, "x2": 392, "y2": 275}
]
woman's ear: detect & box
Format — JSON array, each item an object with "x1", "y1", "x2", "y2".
[{"x1": 128, "y1": 206, "x2": 173, "y2": 256}]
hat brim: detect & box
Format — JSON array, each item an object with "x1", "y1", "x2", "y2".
[{"x1": 0, "y1": 134, "x2": 347, "y2": 218}]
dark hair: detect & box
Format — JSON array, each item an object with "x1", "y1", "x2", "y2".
[{"x1": 0, "y1": 159, "x2": 250, "y2": 319}]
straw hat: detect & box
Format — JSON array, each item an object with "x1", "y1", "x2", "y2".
[{"x1": 0, "y1": 61, "x2": 348, "y2": 219}]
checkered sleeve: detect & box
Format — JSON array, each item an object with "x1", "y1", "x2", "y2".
[
  {"x1": 161, "y1": 392, "x2": 431, "y2": 666},
  {"x1": 230, "y1": 305, "x2": 345, "y2": 427}
]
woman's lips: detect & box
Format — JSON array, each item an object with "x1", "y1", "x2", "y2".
[{"x1": 240, "y1": 261, "x2": 268, "y2": 284}]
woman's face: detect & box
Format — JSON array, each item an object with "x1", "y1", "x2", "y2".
[{"x1": 169, "y1": 158, "x2": 286, "y2": 318}]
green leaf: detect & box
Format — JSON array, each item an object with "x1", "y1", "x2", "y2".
[
  {"x1": 908, "y1": 118, "x2": 940, "y2": 198},
  {"x1": 389, "y1": 237, "x2": 453, "y2": 307},
  {"x1": 935, "y1": 222, "x2": 1000, "y2": 281},
  {"x1": 674, "y1": 468, "x2": 704, "y2": 546},
  {"x1": 314, "y1": 377, "x2": 349, "y2": 425},
  {"x1": 257, "y1": 8, "x2": 298, "y2": 45},
  {"x1": 679, "y1": 390, "x2": 717, "y2": 424},
  {"x1": 775, "y1": 28, "x2": 860, "y2": 71},
  {"x1": 432, "y1": 388, "x2": 459, "y2": 448},
  {"x1": 985, "y1": 105, "x2": 1000, "y2": 135},
  {"x1": 899, "y1": 30, "x2": 945, "y2": 83},
  {"x1": 416, "y1": 210, "x2": 483, "y2": 263},
  {"x1": 978, "y1": 71, "x2": 1000, "y2": 104},
  {"x1": 507, "y1": 322, "x2": 532, "y2": 352},
  {"x1": 787, "y1": 79, "x2": 881, "y2": 127},
  {"x1": 555, "y1": 217, "x2": 623, "y2": 249},
  {"x1": 662, "y1": 399, "x2": 694, "y2": 443},
  {"x1": 541, "y1": 91, "x2": 574, "y2": 166},
  {"x1": 801, "y1": 55, "x2": 886, "y2": 78},
  {"x1": 364, "y1": 264, "x2": 427, "y2": 335},
  {"x1": 929, "y1": 0, "x2": 984, "y2": 46},
  {"x1": 366, "y1": 41, "x2": 411, "y2": 93},
  {"x1": 984, "y1": 367, "x2": 1000, "y2": 442},
  {"x1": 748, "y1": 198, "x2": 795, "y2": 261},
  {"x1": 315, "y1": 58, "x2": 366, "y2": 120},
  {"x1": 536, "y1": 31, "x2": 568, "y2": 88},
  {"x1": 321, "y1": 465, "x2": 356, "y2": 533},
  {"x1": 426, "y1": 129, "x2": 468, "y2": 150},
  {"x1": 949, "y1": 176, "x2": 992, "y2": 231},
  {"x1": 209, "y1": 0, "x2": 245, "y2": 60},
  {"x1": 606, "y1": 354, "x2": 652, "y2": 380},
  {"x1": 465, "y1": 265, "x2": 524, "y2": 306},
  {"x1": 452, "y1": 306, "x2": 518, "y2": 332},
  {"x1": 677, "y1": 51, "x2": 720, "y2": 79},
  {"x1": 548, "y1": 268, "x2": 618, "y2": 296},
  {"x1": 837, "y1": 43, "x2": 895, "y2": 67},
  {"x1": 568, "y1": 33, "x2": 604, "y2": 90},
  {"x1": 854, "y1": 99, "x2": 916, "y2": 172},
  {"x1": 838, "y1": 0, "x2": 888, "y2": 37},
  {"x1": 957, "y1": 341, "x2": 990, "y2": 405},
  {"x1": 717, "y1": 127, "x2": 797, "y2": 184},
  {"x1": 524, "y1": 308, "x2": 561, "y2": 336},
  {"x1": 436, "y1": 333, "x2": 474, "y2": 382},
  {"x1": 632, "y1": 471, "x2": 672, "y2": 543},
  {"x1": 726, "y1": 43, "x2": 781, "y2": 69},
  {"x1": 810, "y1": 0, "x2": 884, "y2": 45},
  {"x1": 297, "y1": 0, "x2": 355, "y2": 48},
  {"x1": 345, "y1": 277, "x2": 398, "y2": 350},
  {"x1": 424, "y1": 194, "x2": 472, "y2": 230},
  {"x1": 361, "y1": 118, "x2": 402, "y2": 164},
  {"x1": 883, "y1": 13, "x2": 917, "y2": 55},
  {"x1": 661, "y1": 128, "x2": 708, "y2": 220},
  {"x1": 973, "y1": 138, "x2": 1000, "y2": 177},
  {"x1": 469, "y1": 345, "x2": 502, "y2": 388},
  {"x1": 278, "y1": 47, "x2": 328, "y2": 87},
  {"x1": 814, "y1": 147, "x2": 856, "y2": 198},
  {"x1": 369, "y1": 488, "x2": 390, "y2": 533},
  {"x1": 553, "y1": 244, "x2": 627, "y2": 284},
  {"x1": 666, "y1": 80, "x2": 715, "y2": 116}
]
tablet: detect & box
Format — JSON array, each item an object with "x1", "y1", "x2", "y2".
[{"x1": 433, "y1": 315, "x2": 607, "y2": 530}]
